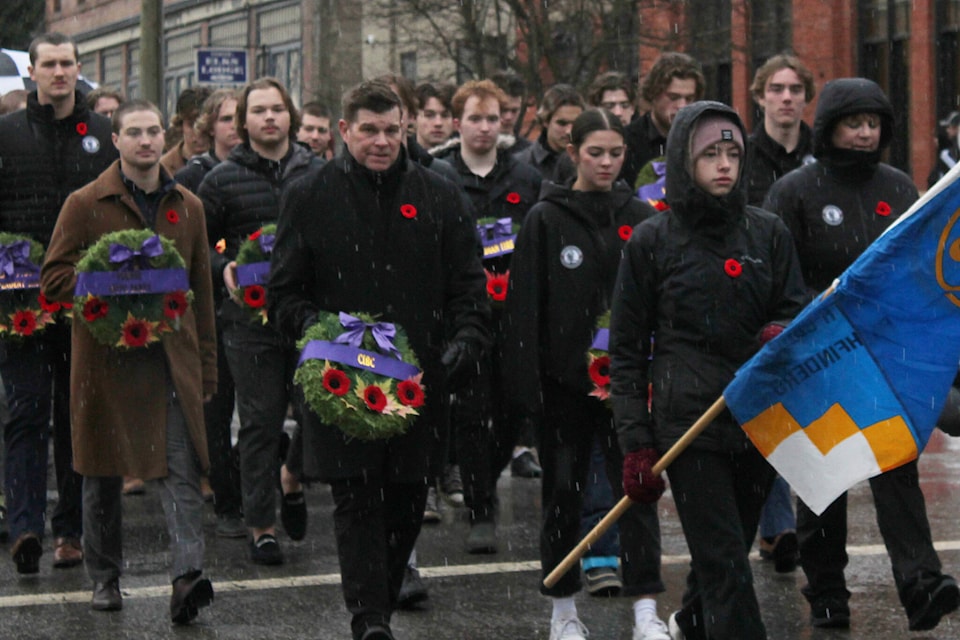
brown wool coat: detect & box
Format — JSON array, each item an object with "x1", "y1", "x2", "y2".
[{"x1": 41, "y1": 160, "x2": 217, "y2": 479}]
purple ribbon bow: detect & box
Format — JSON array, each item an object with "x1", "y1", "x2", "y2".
[
  {"x1": 333, "y1": 312, "x2": 401, "y2": 359},
  {"x1": 0, "y1": 240, "x2": 38, "y2": 277},
  {"x1": 258, "y1": 233, "x2": 275, "y2": 255},
  {"x1": 109, "y1": 235, "x2": 164, "y2": 271},
  {"x1": 479, "y1": 218, "x2": 513, "y2": 241}
]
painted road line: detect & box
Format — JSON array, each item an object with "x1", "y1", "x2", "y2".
[{"x1": 2, "y1": 541, "x2": 960, "y2": 609}]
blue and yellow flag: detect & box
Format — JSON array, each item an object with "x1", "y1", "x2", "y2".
[{"x1": 724, "y1": 166, "x2": 960, "y2": 514}]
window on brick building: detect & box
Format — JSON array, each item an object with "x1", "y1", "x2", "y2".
[
  {"x1": 686, "y1": 0, "x2": 732, "y2": 107},
  {"x1": 936, "y1": 1, "x2": 960, "y2": 122},
  {"x1": 859, "y1": 0, "x2": 910, "y2": 172}
]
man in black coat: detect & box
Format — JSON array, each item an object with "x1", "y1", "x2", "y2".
[
  {"x1": 744, "y1": 54, "x2": 816, "y2": 207},
  {"x1": 0, "y1": 32, "x2": 117, "y2": 574},
  {"x1": 268, "y1": 80, "x2": 490, "y2": 640},
  {"x1": 619, "y1": 52, "x2": 703, "y2": 189},
  {"x1": 431, "y1": 79, "x2": 542, "y2": 553}
]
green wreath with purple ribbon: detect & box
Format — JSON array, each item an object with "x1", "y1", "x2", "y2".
[
  {"x1": 0, "y1": 232, "x2": 63, "y2": 341},
  {"x1": 295, "y1": 310, "x2": 425, "y2": 440},
  {"x1": 234, "y1": 224, "x2": 276, "y2": 324},
  {"x1": 74, "y1": 229, "x2": 193, "y2": 349}
]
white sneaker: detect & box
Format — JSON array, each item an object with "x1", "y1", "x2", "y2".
[
  {"x1": 633, "y1": 615, "x2": 671, "y2": 640},
  {"x1": 549, "y1": 616, "x2": 590, "y2": 640},
  {"x1": 667, "y1": 612, "x2": 685, "y2": 640}
]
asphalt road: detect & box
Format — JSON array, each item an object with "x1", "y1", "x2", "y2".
[{"x1": 1, "y1": 429, "x2": 959, "y2": 639}]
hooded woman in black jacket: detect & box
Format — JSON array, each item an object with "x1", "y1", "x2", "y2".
[
  {"x1": 610, "y1": 101, "x2": 807, "y2": 640},
  {"x1": 503, "y1": 109, "x2": 665, "y2": 640},
  {"x1": 763, "y1": 78, "x2": 960, "y2": 632}
]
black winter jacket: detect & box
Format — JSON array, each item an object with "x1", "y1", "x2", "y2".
[
  {"x1": 763, "y1": 78, "x2": 918, "y2": 293},
  {"x1": 0, "y1": 91, "x2": 117, "y2": 243},
  {"x1": 267, "y1": 149, "x2": 490, "y2": 481},
  {"x1": 502, "y1": 181, "x2": 655, "y2": 423},
  {"x1": 198, "y1": 142, "x2": 321, "y2": 277},
  {"x1": 610, "y1": 101, "x2": 807, "y2": 454},
  {"x1": 744, "y1": 121, "x2": 814, "y2": 207},
  {"x1": 513, "y1": 130, "x2": 575, "y2": 184},
  {"x1": 619, "y1": 112, "x2": 667, "y2": 189},
  {"x1": 175, "y1": 150, "x2": 223, "y2": 194},
  {"x1": 431, "y1": 136, "x2": 542, "y2": 226}
]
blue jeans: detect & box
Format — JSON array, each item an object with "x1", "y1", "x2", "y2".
[
  {"x1": 1, "y1": 326, "x2": 82, "y2": 542},
  {"x1": 758, "y1": 475, "x2": 795, "y2": 539},
  {"x1": 579, "y1": 435, "x2": 619, "y2": 568}
]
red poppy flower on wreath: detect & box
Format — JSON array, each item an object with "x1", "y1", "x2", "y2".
[
  {"x1": 363, "y1": 385, "x2": 388, "y2": 413},
  {"x1": 166, "y1": 209, "x2": 180, "y2": 224},
  {"x1": 38, "y1": 292, "x2": 62, "y2": 313},
  {"x1": 485, "y1": 270, "x2": 509, "y2": 302},
  {"x1": 243, "y1": 285, "x2": 266, "y2": 308},
  {"x1": 12, "y1": 310, "x2": 37, "y2": 336},
  {"x1": 119, "y1": 316, "x2": 156, "y2": 348},
  {"x1": 875, "y1": 200, "x2": 891, "y2": 217},
  {"x1": 82, "y1": 297, "x2": 109, "y2": 321},
  {"x1": 322, "y1": 368, "x2": 351, "y2": 397},
  {"x1": 724, "y1": 258, "x2": 742, "y2": 278},
  {"x1": 506, "y1": 192, "x2": 521, "y2": 204},
  {"x1": 400, "y1": 204, "x2": 417, "y2": 219},
  {"x1": 397, "y1": 379, "x2": 426, "y2": 408},
  {"x1": 248, "y1": 228, "x2": 262, "y2": 241},
  {"x1": 75, "y1": 122, "x2": 88, "y2": 136},
  {"x1": 62, "y1": 300, "x2": 73, "y2": 310},
  {"x1": 588, "y1": 355, "x2": 611, "y2": 387},
  {"x1": 652, "y1": 200, "x2": 669, "y2": 212},
  {"x1": 162, "y1": 291, "x2": 189, "y2": 319},
  {"x1": 618, "y1": 225, "x2": 633, "y2": 241}
]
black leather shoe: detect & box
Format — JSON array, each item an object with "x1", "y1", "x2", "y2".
[
  {"x1": 11, "y1": 532, "x2": 42, "y2": 575},
  {"x1": 907, "y1": 574, "x2": 960, "y2": 631},
  {"x1": 510, "y1": 451, "x2": 542, "y2": 478},
  {"x1": 280, "y1": 491, "x2": 307, "y2": 541},
  {"x1": 250, "y1": 533, "x2": 284, "y2": 565},
  {"x1": 466, "y1": 521, "x2": 498, "y2": 554},
  {"x1": 397, "y1": 566, "x2": 428, "y2": 609},
  {"x1": 170, "y1": 570, "x2": 214, "y2": 624},
  {"x1": 359, "y1": 624, "x2": 395, "y2": 640},
  {"x1": 91, "y1": 578, "x2": 123, "y2": 611}
]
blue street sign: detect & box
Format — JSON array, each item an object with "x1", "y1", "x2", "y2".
[{"x1": 196, "y1": 48, "x2": 248, "y2": 85}]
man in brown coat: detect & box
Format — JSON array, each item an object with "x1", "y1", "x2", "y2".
[{"x1": 41, "y1": 99, "x2": 218, "y2": 624}]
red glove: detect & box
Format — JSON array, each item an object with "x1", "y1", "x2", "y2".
[
  {"x1": 622, "y1": 448, "x2": 666, "y2": 504},
  {"x1": 757, "y1": 321, "x2": 788, "y2": 345}
]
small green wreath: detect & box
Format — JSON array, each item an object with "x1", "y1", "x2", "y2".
[
  {"x1": 234, "y1": 224, "x2": 276, "y2": 324},
  {"x1": 0, "y1": 233, "x2": 63, "y2": 341},
  {"x1": 74, "y1": 229, "x2": 193, "y2": 349},
  {"x1": 587, "y1": 309, "x2": 611, "y2": 404},
  {"x1": 296, "y1": 310, "x2": 425, "y2": 440}
]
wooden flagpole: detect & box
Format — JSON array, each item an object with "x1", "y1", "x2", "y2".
[{"x1": 542, "y1": 395, "x2": 728, "y2": 588}]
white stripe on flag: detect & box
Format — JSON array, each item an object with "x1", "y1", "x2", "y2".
[{"x1": 768, "y1": 429, "x2": 881, "y2": 514}]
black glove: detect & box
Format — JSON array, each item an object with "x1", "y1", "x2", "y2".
[{"x1": 442, "y1": 340, "x2": 482, "y2": 391}]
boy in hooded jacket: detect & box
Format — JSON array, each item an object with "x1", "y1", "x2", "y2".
[{"x1": 611, "y1": 101, "x2": 807, "y2": 639}]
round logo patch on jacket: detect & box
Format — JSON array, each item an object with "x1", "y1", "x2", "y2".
[
  {"x1": 82, "y1": 135, "x2": 101, "y2": 154},
  {"x1": 821, "y1": 204, "x2": 843, "y2": 226},
  {"x1": 560, "y1": 245, "x2": 584, "y2": 269}
]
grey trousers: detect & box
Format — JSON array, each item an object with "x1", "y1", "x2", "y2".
[{"x1": 82, "y1": 385, "x2": 205, "y2": 582}]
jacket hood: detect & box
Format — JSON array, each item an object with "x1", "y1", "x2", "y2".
[
  {"x1": 813, "y1": 77, "x2": 894, "y2": 160},
  {"x1": 428, "y1": 133, "x2": 516, "y2": 157},
  {"x1": 538, "y1": 178, "x2": 637, "y2": 228},
  {"x1": 665, "y1": 101, "x2": 747, "y2": 233}
]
